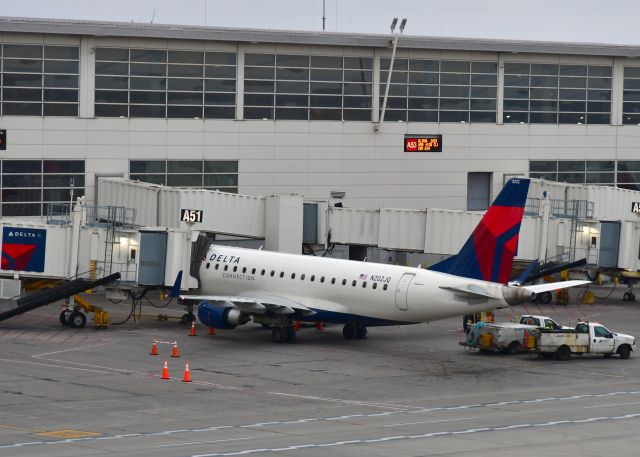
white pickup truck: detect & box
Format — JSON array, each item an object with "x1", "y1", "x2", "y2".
[
  {"x1": 519, "y1": 314, "x2": 569, "y2": 330},
  {"x1": 536, "y1": 321, "x2": 636, "y2": 361}
]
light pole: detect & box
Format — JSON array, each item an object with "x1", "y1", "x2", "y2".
[{"x1": 374, "y1": 18, "x2": 407, "y2": 132}]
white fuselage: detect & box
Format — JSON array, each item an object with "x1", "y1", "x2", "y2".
[{"x1": 199, "y1": 245, "x2": 510, "y2": 325}]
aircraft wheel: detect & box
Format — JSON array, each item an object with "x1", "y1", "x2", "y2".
[
  {"x1": 181, "y1": 313, "x2": 196, "y2": 324},
  {"x1": 342, "y1": 323, "x2": 356, "y2": 340},
  {"x1": 356, "y1": 325, "x2": 368, "y2": 340},
  {"x1": 285, "y1": 326, "x2": 297, "y2": 344},
  {"x1": 538, "y1": 291, "x2": 552, "y2": 304},
  {"x1": 271, "y1": 327, "x2": 287, "y2": 344},
  {"x1": 59, "y1": 310, "x2": 72, "y2": 326},
  {"x1": 69, "y1": 311, "x2": 87, "y2": 329}
]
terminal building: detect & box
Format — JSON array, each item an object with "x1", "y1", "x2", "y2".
[
  {"x1": 1, "y1": 16, "x2": 640, "y2": 216},
  {"x1": 0, "y1": 16, "x2": 639, "y2": 299}
]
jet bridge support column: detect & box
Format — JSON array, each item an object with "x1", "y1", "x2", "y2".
[{"x1": 265, "y1": 194, "x2": 303, "y2": 254}]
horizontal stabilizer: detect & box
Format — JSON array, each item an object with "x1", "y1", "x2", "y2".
[
  {"x1": 521, "y1": 280, "x2": 590, "y2": 294},
  {"x1": 440, "y1": 285, "x2": 497, "y2": 300}
]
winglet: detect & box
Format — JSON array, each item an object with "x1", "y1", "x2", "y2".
[{"x1": 170, "y1": 271, "x2": 183, "y2": 297}]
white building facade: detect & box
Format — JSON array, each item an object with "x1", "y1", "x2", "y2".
[{"x1": 1, "y1": 17, "x2": 640, "y2": 216}]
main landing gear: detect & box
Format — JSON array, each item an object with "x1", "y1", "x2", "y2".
[
  {"x1": 342, "y1": 323, "x2": 368, "y2": 340},
  {"x1": 271, "y1": 325, "x2": 296, "y2": 344}
]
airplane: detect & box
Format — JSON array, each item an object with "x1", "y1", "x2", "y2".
[{"x1": 180, "y1": 177, "x2": 589, "y2": 343}]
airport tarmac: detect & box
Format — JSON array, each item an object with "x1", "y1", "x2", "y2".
[{"x1": 0, "y1": 286, "x2": 639, "y2": 456}]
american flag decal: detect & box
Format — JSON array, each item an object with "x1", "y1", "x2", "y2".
[{"x1": 358, "y1": 273, "x2": 368, "y2": 280}]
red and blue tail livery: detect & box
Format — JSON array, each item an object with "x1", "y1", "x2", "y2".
[{"x1": 428, "y1": 178, "x2": 530, "y2": 284}]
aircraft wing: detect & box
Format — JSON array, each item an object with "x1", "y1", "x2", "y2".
[
  {"x1": 179, "y1": 293, "x2": 316, "y2": 316},
  {"x1": 520, "y1": 280, "x2": 590, "y2": 293}
]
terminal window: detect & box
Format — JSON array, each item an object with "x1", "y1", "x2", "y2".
[
  {"x1": 622, "y1": 67, "x2": 640, "y2": 125},
  {"x1": 0, "y1": 44, "x2": 79, "y2": 116},
  {"x1": 129, "y1": 160, "x2": 238, "y2": 192},
  {"x1": 379, "y1": 59, "x2": 497, "y2": 123},
  {"x1": 528, "y1": 160, "x2": 634, "y2": 187},
  {"x1": 95, "y1": 48, "x2": 236, "y2": 119},
  {"x1": 243, "y1": 53, "x2": 373, "y2": 121},
  {"x1": 504, "y1": 63, "x2": 612, "y2": 124},
  {"x1": 1, "y1": 160, "x2": 85, "y2": 216}
]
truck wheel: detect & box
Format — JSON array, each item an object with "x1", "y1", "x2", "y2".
[
  {"x1": 506, "y1": 341, "x2": 520, "y2": 355},
  {"x1": 555, "y1": 345, "x2": 571, "y2": 361},
  {"x1": 618, "y1": 345, "x2": 631, "y2": 360}
]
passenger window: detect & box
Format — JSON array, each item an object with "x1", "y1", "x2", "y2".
[
  {"x1": 320, "y1": 276, "x2": 325, "y2": 283},
  {"x1": 233, "y1": 266, "x2": 238, "y2": 272},
  {"x1": 215, "y1": 264, "x2": 220, "y2": 270},
  {"x1": 352, "y1": 280, "x2": 357, "y2": 287},
  {"x1": 331, "y1": 278, "x2": 336, "y2": 284},
  {"x1": 206, "y1": 263, "x2": 210, "y2": 269},
  {"x1": 576, "y1": 323, "x2": 588, "y2": 333},
  {"x1": 224, "y1": 265, "x2": 229, "y2": 271},
  {"x1": 279, "y1": 272, "x2": 284, "y2": 278},
  {"x1": 251, "y1": 268, "x2": 256, "y2": 274},
  {"x1": 372, "y1": 282, "x2": 377, "y2": 289},
  {"x1": 383, "y1": 284, "x2": 388, "y2": 290},
  {"x1": 242, "y1": 267, "x2": 247, "y2": 273},
  {"x1": 270, "y1": 270, "x2": 275, "y2": 277},
  {"x1": 342, "y1": 279, "x2": 347, "y2": 285},
  {"x1": 362, "y1": 281, "x2": 367, "y2": 288},
  {"x1": 301, "y1": 274, "x2": 306, "y2": 280},
  {"x1": 291, "y1": 273, "x2": 296, "y2": 279},
  {"x1": 261, "y1": 269, "x2": 265, "y2": 275},
  {"x1": 532, "y1": 318, "x2": 540, "y2": 326},
  {"x1": 311, "y1": 275, "x2": 315, "y2": 282}
]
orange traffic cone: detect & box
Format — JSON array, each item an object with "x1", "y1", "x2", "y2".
[
  {"x1": 161, "y1": 360, "x2": 169, "y2": 380},
  {"x1": 208, "y1": 326, "x2": 215, "y2": 336},
  {"x1": 150, "y1": 339, "x2": 158, "y2": 355},
  {"x1": 183, "y1": 362, "x2": 192, "y2": 382},
  {"x1": 171, "y1": 341, "x2": 180, "y2": 358},
  {"x1": 315, "y1": 322, "x2": 324, "y2": 331},
  {"x1": 189, "y1": 321, "x2": 197, "y2": 336},
  {"x1": 294, "y1": 320, "x2": 301, "y2": 331}
]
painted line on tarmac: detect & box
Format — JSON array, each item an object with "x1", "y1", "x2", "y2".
[
  {"x1": 31, "y1": 340, "x2": 118, "y2": 357},
  {"x1": 265, "y1": 391, "x2": 417, "y2": 410},
  {"x1": 583, "y1": 401, "x2": 640, "y2": 409},
  {"x1": 190, "y1": 413, "x2": 640, "y2": 457},
  {"x1": 2, "y1": 389, "x2": 640, "y2": 450},
  {"x1": 154, "y1": 437, "x2": 256, "y2": 448},
  {"x1": 383, "y1": 417, "x2": 476, "y2": 427}
]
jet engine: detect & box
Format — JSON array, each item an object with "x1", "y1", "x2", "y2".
[
  {"x1": 197, "y1": 301, "x2": 249, "y2": 329},
  {"x1": 501, "y1": 286, "x2": 536, "y2": 305}
]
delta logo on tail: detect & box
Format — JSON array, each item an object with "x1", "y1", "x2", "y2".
[{"x1": 428, "y1": 178, "x2": 530, "y2": 284}]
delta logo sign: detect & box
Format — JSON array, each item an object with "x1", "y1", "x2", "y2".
[{"x1": 1, "y1": 227, "x2": 47, "y2": 273}]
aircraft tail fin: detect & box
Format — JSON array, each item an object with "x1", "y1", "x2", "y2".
[{"x1": 428, "y1": 177, "x2": 530, "y2": 284}]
